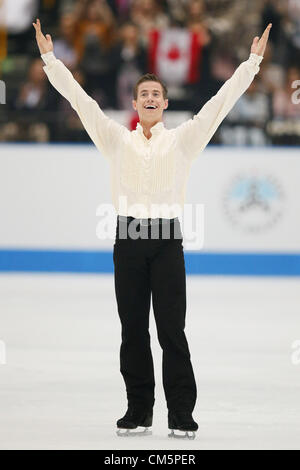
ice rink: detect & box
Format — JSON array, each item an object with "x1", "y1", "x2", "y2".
[{"x1": 0, "y1": 273, "x2": 299, "y2": 450}]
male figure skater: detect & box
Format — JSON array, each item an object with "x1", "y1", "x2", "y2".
[{"x1": 33, "y1": 18, "x2": 271, "y2": 439}]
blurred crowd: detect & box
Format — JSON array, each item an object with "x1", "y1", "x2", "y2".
[{"x1": 0, "y1": 0, "x2": 299, "y2": 145}]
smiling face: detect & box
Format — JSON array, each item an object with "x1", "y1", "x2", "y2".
[{"x1": 132, "y1": 81, "x2": 168, "y2": 123}]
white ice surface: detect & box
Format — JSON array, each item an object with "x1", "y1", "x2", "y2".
[{"x1": 0, "y1": 274, "x2": 299, "y2": 450}]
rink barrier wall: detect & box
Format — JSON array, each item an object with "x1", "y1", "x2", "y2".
[{"x1": 1, "y1": 143, "x2": 300, "y2": 275}]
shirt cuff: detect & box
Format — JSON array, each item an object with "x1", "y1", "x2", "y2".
[
  {"x1": 41, "y1": 51, "x2": 56, "y2": 66},
  {"x1": 248, "y1": 53, "x2": 264, "y2": 67}
]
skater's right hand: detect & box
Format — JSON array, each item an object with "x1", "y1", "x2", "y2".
[{"x1": 32, "y1": 18, "x2": 53, "y2": 55}]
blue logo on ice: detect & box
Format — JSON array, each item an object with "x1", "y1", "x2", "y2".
[{"x1": 223, "y1": 173, "x2": 285, "y2": 233}]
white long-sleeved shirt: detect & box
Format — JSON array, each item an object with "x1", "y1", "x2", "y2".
[{"x1": 41, "y1": 51, "x2": 263, "y2": 219}]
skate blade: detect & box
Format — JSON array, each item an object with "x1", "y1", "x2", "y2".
[
  {"x1": 168, "y1": 429, "x2": 196, "y2": 440},
  {"x1": 116, "y1": 427, "x2": 152, "y2": 437}
]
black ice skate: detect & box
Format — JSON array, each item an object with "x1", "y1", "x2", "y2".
[
  {"x1": 116, "y1": 406, "x2": 153, "y2": 437},
  {"x1": 168, "y1": 411, "x2": 198, "y2": 440}
]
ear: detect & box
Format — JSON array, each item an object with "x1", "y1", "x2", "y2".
[
  {"x1": 132, "y1": 100, "x2": 137, "y2": 111},
  {"x1": 164, "y1": 99, "x2": 169, "y2": 110}
]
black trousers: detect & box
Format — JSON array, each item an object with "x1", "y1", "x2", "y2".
[{"x1": 113, "y1": 216, "x2": 197, "y2": 413}]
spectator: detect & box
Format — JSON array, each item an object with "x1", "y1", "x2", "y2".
[
  {"x1": 55, "y1": 68, "x2": 91, "y2": 142},
  {"x1": 165, "y1": 0, "x2": 189, "y2": 25},
  {"x1": 1, "y1": 0, "x2": 39, "y2": 54},
  {"x1": 106, "y1": 0, "x2": 132, "y2": 21},
  {"x1": 205, "y1": 0, "x2": 265, "y2": 61},
  {"x1": 261, "y1": 0, "x2": 290, "y2": 67},
  {"x1": 130, "y1": 0, "x2": 169, "y2": 46},
  {"x1": 259, "y1": 42, "x2": 285, "y2": 94},
  {"x1": 16, "y1": 59, "x2": 49, "y2": 110},
  {"x1": 115, "y1": 21, "x2": 147, "y2": 110},
  {"x1": 73, "y1": 0, "x2": 116, "y2": 60},
  {"x1": 0, "y1": 0, "x2": 38, "y2": 34},
  {"x1": 220, "y1": 78, "x2": 271, "y2": 146},
  {"x1": 185, "y1": 18, "x2": 215, "y2": 112},
  {"x1": 186, "y1": 0, "x2": 206, "y2": 24},
  {"x1": 261, "y1": 0, "x2": 285, "y2": 48},
  {"x1": 72, "y1": 0, "x2": 119, "y2": 107},
  {"x1": 285, "y1": 0, "x2": 300, "y2": 66},
  {"x1": 53, "y1": 13, "x2": 78, "y2": 70},
  {"x1": 12, "y1": 58, "x2": 58, "y2": 141}
]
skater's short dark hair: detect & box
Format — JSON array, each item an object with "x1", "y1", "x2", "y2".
[{"x1": 133, "y1": 73, "x2": 168, "y2": 100}]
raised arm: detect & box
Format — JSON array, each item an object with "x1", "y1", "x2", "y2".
[
  {"x1": 32, "y1": 19, "x2": 127, "y2": 160},
  {"x1": 176, "y1": 24, "x2": 272, "y2": 161}
]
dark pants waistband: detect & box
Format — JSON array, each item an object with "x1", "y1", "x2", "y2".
[
  {"x1": 116, "y1": 215, "x2": 182, "y2": 240},
  {"x1": 117, "y1": 215, "x2": 178, "y2": 226}
]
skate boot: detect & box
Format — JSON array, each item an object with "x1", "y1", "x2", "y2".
[
  {"x1": 116, "y1": 405, "x2": 153, "y2": 437},
  {"x1": 168, "y1": 411, "x2": 198, "y2": 440}
]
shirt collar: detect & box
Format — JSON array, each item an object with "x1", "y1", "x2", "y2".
[{"x1": 136, "y1": 121, "x2": 165, "y2": 135}]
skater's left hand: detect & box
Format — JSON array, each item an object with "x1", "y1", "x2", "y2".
[
  {"x1": 32, "y1": 18, "x2": 53, "y2": 55},
  {"x1": 251, "y1": 23, "x2": 272, "y2": 57}
]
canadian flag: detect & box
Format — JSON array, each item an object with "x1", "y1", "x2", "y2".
[{"x1": 148, "y1": 28, "x2": 203, "y2": 85}]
